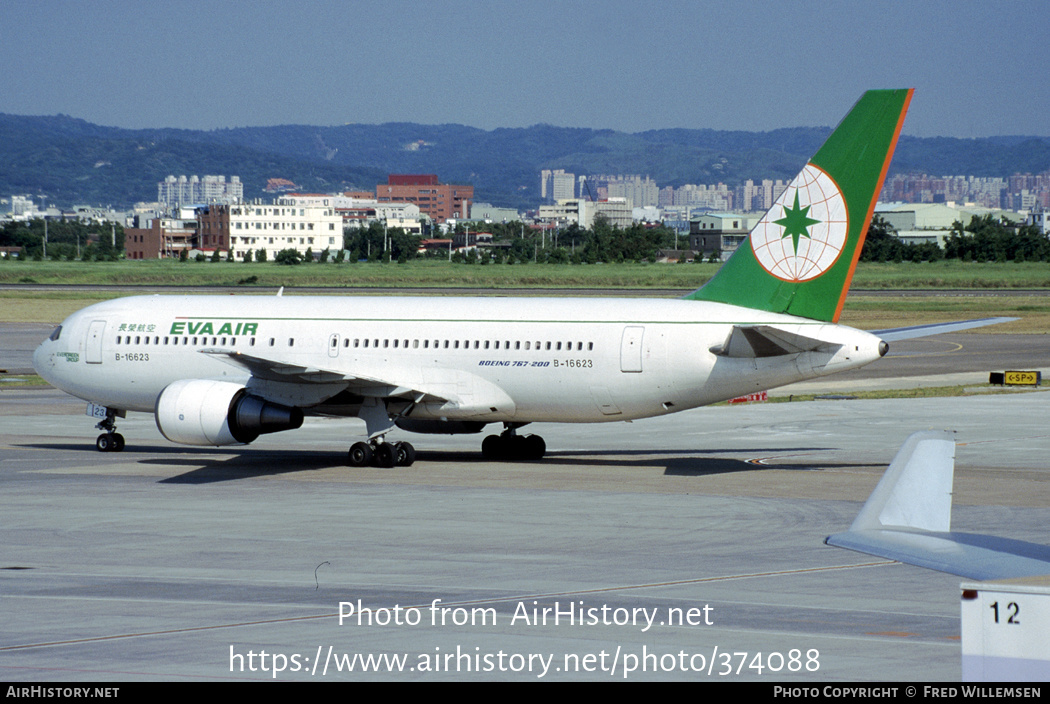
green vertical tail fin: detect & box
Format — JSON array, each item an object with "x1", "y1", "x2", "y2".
[{"x1": 685, "y1": 89, "x2": 913, "y2": 322}]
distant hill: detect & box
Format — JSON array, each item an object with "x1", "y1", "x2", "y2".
[{"x1": 1, "y1": 113, "x2": 1047, "y2": 211}]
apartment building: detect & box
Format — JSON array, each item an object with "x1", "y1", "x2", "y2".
[
  {"x1": 376, "y1": 175, "x2": 473, "y2": 223},
  {"x1": 198, "y1": 199, "x2": 343, "y2": 260},
  {"x1": 158, "y1": 175, "x2": 243, "y2": 206}
]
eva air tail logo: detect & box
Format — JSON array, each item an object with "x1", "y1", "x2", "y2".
[{"x1": 750, "y1": 164, "x2": 849, "y2": 282}]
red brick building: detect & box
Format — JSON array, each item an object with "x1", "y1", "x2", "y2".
[
  {"x1": 376, "y1": 174, "x2": 473, "y2": 223},
  {"x1": 124, "y1": 217, "x2": 197, "y2": 259}
]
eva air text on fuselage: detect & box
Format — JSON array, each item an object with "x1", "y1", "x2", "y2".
[{"x1": 169, "y1": 321, "x2": 259, "y2": 336}]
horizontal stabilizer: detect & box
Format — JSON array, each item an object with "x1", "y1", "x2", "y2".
[
  {"x1": 828, "y1": 529, "x2": 1050, "y2": 581},
  {"x1": 711, "y1": 325, "x2": 836, "y2": 358},
  {"x1": 873, "y1": 317, "x2": 1017, "y2": 342},
  {"x1": 826, "y1": 430, "x2": 1050, "y2": 579}
]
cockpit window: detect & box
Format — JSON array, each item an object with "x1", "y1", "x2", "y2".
[{"x1": 48, "y1": 326, "x2": 62, "y2": 341}]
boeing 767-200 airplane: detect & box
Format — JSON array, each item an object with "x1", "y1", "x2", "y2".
[{"x1": 32, "y1": 89, "x2": 1010, "y2": 466}]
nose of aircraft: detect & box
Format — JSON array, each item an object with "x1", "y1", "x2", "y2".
[{"x1": 32, "y1": 329, "x2": 58, "y2": 384}]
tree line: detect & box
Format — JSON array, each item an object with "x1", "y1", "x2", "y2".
[
  {"x1": 0, "y1": 219, "x2": 125, "y2": 260},
  {"x1": 338, "y1": 218, "x2": 692, "y2": 265},
  {"x1": 4, "y1": 213, "x2": 1045, "y2": 266},
  {"x1": 860, "y1": 214, "x2": 1049, "y2": 263}
]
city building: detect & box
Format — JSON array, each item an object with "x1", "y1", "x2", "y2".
[
  {"x1": 592, "y1": 174, "x2": 660, "y2": 208},
  {"x1": 536, "y1": 198, "x2": 633, "y2": 229},
  {"x1": 197, "y1": 199, "x2": 343, "y2": 260},
  {"x1": 689, "y1": 213, "x2": 761, "y2": 258},
  {"x1": 283, "y1": 193, "x2": 428, "y2": 234},
  {"x1": 875, "y1": 202, "x2": 1025, "y2": 247},
  {"x1": 537, "y1": 199, "x2": 590, "y2": 228},
  {"x1": 124, "y1": 208, "x2": 198, "y2": 260},
  {"x1": 734, "y1": 179, "x2": 788, "y2": 212},
  {"x1": 471, "y1": 202, "x2": 520, "y2": 222},
  {"x1": 157, "y1": 175, "x2": 242, "y2": 206},
  {"x1": 669, "y1": 183, "x2": 734, "y2": 211},
  {"x1": 540, "y1": 170, "x2": 575, "y2": 203},
  {"x1": 376, "y1": 175, "x2": 473, "y2": 223},
  {"x1": 1028, "y1": 205, "x2": 1049, "y2": 235},
  {"x1": 10, "y1": 195, "x2": 37, "y2": 218}
]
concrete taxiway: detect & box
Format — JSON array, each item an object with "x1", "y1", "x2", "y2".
[{"x1": 3, "y1": 379, "x2": 1050, "y2": 681}]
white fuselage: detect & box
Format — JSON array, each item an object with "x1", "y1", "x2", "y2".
[{"x1": 33, "y1": 294, "x2": 885, "y2": 426}]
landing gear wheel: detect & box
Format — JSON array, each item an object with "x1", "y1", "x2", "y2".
[
  {"x1": 523, "y1": 434, "x2": 545, "y2": 460},
  {"x1": 348, "y1": 442, "x2": 373, "y2": 467},
  {"x1": 394, "y1": 441, "x2": 416, "y2": 467},
  {"x1": 373, "y1": 443, "x2": 397, "y2": 468},
  {"x1": 481, "y1": 433, "x2": 546, "y2": 461},
  {"x1": 93, "y1": 407, "x2": 125, "y2": 452},
  {"x1": 95, "y1": 433, "x2": 124, "y2": 452},
  {"x1": 482, "y1": 434, "x2": 502, "y2": 459}
]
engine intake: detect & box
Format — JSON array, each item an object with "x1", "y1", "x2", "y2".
[{"x1": 155, "y1": 379, "x2": 303, "y2": 446}]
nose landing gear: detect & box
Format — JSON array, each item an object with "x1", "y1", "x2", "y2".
[{"x1": 94, "y1": 407, "x2": 125, "y2": 452}]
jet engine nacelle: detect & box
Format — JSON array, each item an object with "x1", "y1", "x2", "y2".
[
  {"x1": 395, "y1": 418, "x2": 487, "y2": 435},
  {"x1": 155, "y1": 379, "x2": 303, "y2": 446}
]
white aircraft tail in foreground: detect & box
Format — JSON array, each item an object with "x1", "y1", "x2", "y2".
[
  {"x1": 827, "y1": 431, "x2": 1050, "y2": 580},
  {"x1": 32, "y1": 90, "x2": 1010, "y2": 466}
]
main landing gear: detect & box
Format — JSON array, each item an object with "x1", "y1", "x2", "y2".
[
  {"x1": 482, "y1": 425, "x2": 546, "y2": 461},
  {"x1": 94, "y1": 407, "x2": 125, "y2": 453},
  {"x1": 348, "y1": 398, "x2": 416, "y2": 467},
  {"x1": 347, "y1": 440, "x2": 416, "y2": 468}
]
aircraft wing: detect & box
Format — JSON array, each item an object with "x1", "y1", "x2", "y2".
[
  {"x1": 826, "y1": 430, "x2": 1050, "y2": 580},
  {"x1": 872, "y1": 317, "x2": 1018, "y2": 342},
  {"x1": 202, "y1": 348, "x2": 406, "y2": 389},
  {"x1": 199, "y1": 348, "x2": 515, "y2": 417}
]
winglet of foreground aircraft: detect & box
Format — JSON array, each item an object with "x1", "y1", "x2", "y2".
[{"x1": 31, "y1": 90, "x2": 1009, "y2": 466}]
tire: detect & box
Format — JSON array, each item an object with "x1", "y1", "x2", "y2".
[
  {"x1": 524, "y1": 435, "x2": 546, "y2": 460},
  {"x1": 395, "y1": 442, "x2": 416, "y2": 467},
  {"x1": 96, "y1": 434, "x2": 112, "y2": 452},
  {"x1": 111, "y1": 434, "x2": 125, "y2": 452},
  {"x1": 482, "y1": 434, "x2": 503, "y2": 460},
  {"x1": 373, "y1": 443, "x2": 397, "y2": 468},
  {"x1": 348, "y1": 442, "x2": 373, "y2": 467}
]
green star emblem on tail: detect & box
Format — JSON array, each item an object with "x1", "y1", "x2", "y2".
[{"x1": 775, "y1": 191, "x2": 821, "y2": 254}]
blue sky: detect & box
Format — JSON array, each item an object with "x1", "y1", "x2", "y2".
[{"x1": 2, "y1": 0, "x2": 1047, "y2": 137}]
